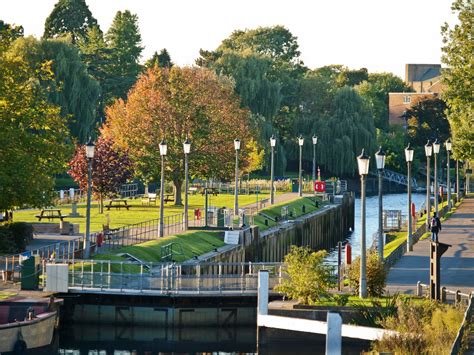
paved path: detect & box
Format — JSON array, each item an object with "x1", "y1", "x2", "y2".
[{"x1": 386, "y1": 195, "x2": 474, "y2": 295}]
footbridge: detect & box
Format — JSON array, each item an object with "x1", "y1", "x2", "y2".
[{"x1": 369, "y1": 168, "x2": 418, "y2": 189}]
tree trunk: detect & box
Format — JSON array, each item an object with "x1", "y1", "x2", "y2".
[
  {"x1": 99, "y1": 194, "x2": 104, "y2": 214},
  {"x1": 173, "y1": 179, "x2": 183, "y2": 206}
]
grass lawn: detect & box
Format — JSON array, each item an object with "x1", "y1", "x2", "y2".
[
  {"x1": 300, "y1": 294, "x2": 425, "y2": 307},
  {"x1": 13, "y1": 192, "x2": 269, "y2": 234},
  {"x1": 0, "y1": 291, "x2": 17, "y2": 300}
]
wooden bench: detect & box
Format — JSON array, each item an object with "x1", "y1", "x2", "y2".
[
  {"x1": 201, "y1": 187, "x2": 219, "y2": 196},
  {"x1": 35, "y1": 209, "x2": 65, "y2": 221},
  {"x1": 141, "y1": 193, "x2": 157, "y2": 205},
  {"x1": 106, "y1": 199, "x2": 130, "y2": 210},
  {"x1": 189, "y1": 187, "x2": 199, "y2": 195},
  {"x1": 164, "y1": 193, "x2": 174, "y2": 203}
]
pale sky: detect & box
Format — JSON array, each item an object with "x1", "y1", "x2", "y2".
[{"x1": 2, "y1": 0, "x2": 456, "y2": 78}]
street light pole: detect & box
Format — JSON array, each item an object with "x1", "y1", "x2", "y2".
[
  {"x1": 433, "y1": 139, "x2": 441, "y2": 214},
  {"x1": 456, "y1": 159, "x2": 460, "y2": 202},
  {"x1": 312, "y1": 135, "x2": 318, "y2": 193},
  {"x1": 405, "y1": 144, "x2": 414, "y2": 251},
  {"x1": 234, "y1": 139, "x2": 240, "y2": 215},
  {"x1": 183, "y1": 138, "x2": 191, "y2": 229},
  {"x1": 357, "y1": 149, "x2": 370, "y2": 299},
  {"x1": 375, "y1": 147, "x2": 386, "y2": 261},
  {"x1": 298, "y1": 135, "x2": 304, "y2": 197},
  {"x1": 446, "y1": 139, "x2": 452, "y2": 209},
  {"x1": 425, "y1": 140, "x2": 432, "y2": 228},
  {"x1": 84, "y1": 138, "x2": 95, "y2": 259},
  {"x1": 270, "y1": 135, "x2": 276, "y2": 205},
  {"x1": 159, "y1": 139, "x2": 167, "y2": 238}
]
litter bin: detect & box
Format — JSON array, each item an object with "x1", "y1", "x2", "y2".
[
  {"x1": 217, "y1": 208, "x2": 226, "y2": 228},
  {"x1": 21, "y1": 255, "x2": 40, "y2": 290},
  {"x1": 207, "y1": 207, "x2": 217, "y2": 226},
  {"x1": 291, "y1": 179, "x2": 299, "y2": 193}
]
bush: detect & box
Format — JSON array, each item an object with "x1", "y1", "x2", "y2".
[
  {"x1": 0, "y1": 223, "x2": 34, "y2": 254},
  {"x1": 275, "y1": 246, "x2": 335, "y2": 305},
  {"x1": 347, "y1": 250, "x2": 387, "y2": 297}
]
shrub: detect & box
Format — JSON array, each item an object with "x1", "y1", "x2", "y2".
[
  {"x1": 347, "y1": 250, "x2": 387, "y2": 297},
  {"x1": 275, "y1": 246, "x2": 335, "y2": 305},
  {"x1": 0, "y1": 223, "x2": 34, "y2": 254},
  {"x1": 0, "y1": 228, "x2": 16, "y2": 254}
]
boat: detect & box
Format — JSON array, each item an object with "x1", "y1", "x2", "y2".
[{"x1": 0, "y1": 297, "x2": 61, "y2": 353}]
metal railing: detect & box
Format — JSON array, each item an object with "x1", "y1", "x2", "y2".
[
  {"x1": 451, "y1": 294, "x2": 474, "y2": 354},
  {"x1": 63, "y1": 260, "x2": 284, "y2": 295}
]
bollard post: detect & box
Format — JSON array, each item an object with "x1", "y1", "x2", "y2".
[
  {"x1": 456, "y1": 290, "x2": 461, "y2": 304},
  {"x1": 441, "y1": 287, "x2": 447, "y2": 303},
  {"x1": 257, "y1": 270, "x2": 269, "y2": 350},
  {"x1": 416, "y1": 281, "x2": 422, "y2": 297},
  {"x1": 326, "y1": 312, "x2": 342, "y2": 355}
]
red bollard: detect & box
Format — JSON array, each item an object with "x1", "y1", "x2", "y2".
[{"x1": 345, "y1": 244, "x2": 352, "y2": 265}]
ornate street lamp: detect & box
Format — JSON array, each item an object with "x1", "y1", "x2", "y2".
[
  {"x1": 357, "y1": 149, "x2": 370, "y2": 299},
  {"x1": 405, "y1": 143, "x2": 414, "y2": 251},
  {"x1": 375, "y1": 147, "x2": 386, "y2": 261},
  {"x1": 433, "y1": 139, "x2": 441, "y2": 214},
  {"x1": 425, "y1": 140, "x2": 432, "y2": 228},
  {"x1": 84, "y1": 138, "x2": 95, "y2": 259},
  {"x1": 298, "y1": 135, "x2": 304, "y2": 197},
  {"x1": 270, "y1": 135, "x2": 276, "y2": 205},
  {"x1": 183, "y1": 138, "x2": 191, "y2": 229},
  {"x1": 445, "y1": 139, "x2": 452, "y2": 209},
  {"x1": 312, "y1": 135, "x2": 318, "y2": 193},
  {"x1": 159, "y1": 139, "x2": 167, "y2": 237},
  {"x1": 234, "y1": 139, "x2": 241, "y2": 215}
]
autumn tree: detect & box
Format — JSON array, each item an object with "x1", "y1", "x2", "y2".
[
  {"x1": 68, "y1": 136, "x2": 133, "y2": 213},
  {"x1": 43, "y1": 0, "x2": 99, "y2": 43},
  {"x1": 0, "y1": 51, "x2": 70, "y2": 212},
  {"x1": 103, "y1": 66, "x2": 256, "y2": 205},
  {"x1": 441, "y1": 0, "x2": 474, "y2": 160}
]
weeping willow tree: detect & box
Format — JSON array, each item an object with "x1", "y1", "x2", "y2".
[
  {"x1": 7, "y1": 36, "x2": 100, "y2": 142},
  {"x1": 316, "y1": 87, "x2": 376, "y2": 176}
]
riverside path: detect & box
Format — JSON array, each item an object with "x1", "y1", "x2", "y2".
[{"x1": 385, "y1": 195, "x2": 474, "y2": 295}]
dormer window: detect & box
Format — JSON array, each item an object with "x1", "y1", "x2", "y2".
[{"x1": 403, "y1": 96, "x2": 411, "y2": 104}]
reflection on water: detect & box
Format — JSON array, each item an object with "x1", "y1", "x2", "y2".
[{"x1": 327, "y1": 192, "x2": 426, "y2": 263}]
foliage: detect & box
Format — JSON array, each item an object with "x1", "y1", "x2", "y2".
[
  {"x1": 103, "y1": 66, "x2": 255, "y2": 205},
  {"x1": 145, "y1": 48, "x2": 173, "y2": 68},
  {"x1": 106, "y1": 10, "x2": 144, "y2": 100},
  {"x1": 43, "y1": 0, "x2": 99, "y2": 43},
  {"x1": 0, "y1": 223, "x2": 34, "y2": 254},
  {"x1": 68, "y1": 136, "x2": 133, "y2": 213},
  {"x1": 441, "y1": 0, "x2": 474, "y2": 161},
  {"x1": 0, "y1": 51, "x2": 70, "y2": 211},
  {"x1": 7, "y1": 36, "x2": 100, "y2": 142},
  {"x1": 275, "y1": 246, "x2": 334, "y2": 305},
  {"x1": 372, "y1": 298, "x2": 465, "y2": 354},
  {"x1": 347, "y1": 250, "x2": 387, "y2": 297},
  {"x1": 337, "y1": 67, "x2": 368, "y2": 87},
  {"x1": 0, "y1": 20, "x2": 23, "y2": 52},
  {"x1": 376, "y1": 125, "x2": 408, "y2": 172}
]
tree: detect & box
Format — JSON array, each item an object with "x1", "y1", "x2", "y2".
[
  {"x1": 441, "y1": 0, "x2": 474, "y2": 160},
  {"x1": 43, "y1": 0, "x2": 99, "y2": 43},
  {"x1": 7, "y1": 37, "x2": 100, "y2": 142},
  {"x1": 106, "y1": 10, "x2": 143, "y2": 100},
  {"x1": 0, "y1": 20, "x2": 23, "y2": 52},
  {"x1": 145, "y1": 48, "x2": 173, "y2": 68},
  {"x1": 275, "y1": 246, "x2": 334, "y2": 305},
  {"x1": 338, "y1": 67, "x2": 368, "y2": 87},
  {"x1": 0, "y1": 52, "x2": 70, "y2": 212},
  {"x1": 347, "y1": 250, "x2": 387, "y2": 297},
  {"x1": 68, "y1": 136, "x2": 133, "y2": 213},
  {"x1": 376, "y1": 126, "x2": 408, "y2": 173},
  {"x1": 103, "y1": 66, "x2": 256, "y2": 206}
]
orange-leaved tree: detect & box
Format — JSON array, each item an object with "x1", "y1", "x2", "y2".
[{"x1": 103, "y1": 66, "x2": 258, "y2": 205}]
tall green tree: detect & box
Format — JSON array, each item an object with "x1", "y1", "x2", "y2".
[
  {"x1": 145, "y1": 48, "x2": 173, "y2": 68},
  {"x1": 106, "y1": 10, "x2": 143, "y2": 100},
  {"x1": 0, "y1": 20, "x2": 23, "y2": 51},
  {"x1": 7, "y1": 36, "x2": 100, "y2": 142},
  {"x1": 43, "y1": 0, "x2": 99, "y2": 43},
  {"x1": 0, "y1": 52, "x2": 70, "y2": 211},
  {"x1": 441, "y1": 0, "x2": 474, "y2": 160}
]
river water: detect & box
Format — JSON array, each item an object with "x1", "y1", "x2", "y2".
[{"x1": 35, "y1": 193, "x2": 422, "y2": 354}]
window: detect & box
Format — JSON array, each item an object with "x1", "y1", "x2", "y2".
[{"x1": 403, "y1": 96, "x2": 411, "y2": 104}]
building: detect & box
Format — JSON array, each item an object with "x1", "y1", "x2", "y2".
[{"x1": 388, "y1": 64, "x2": 443, "y2": 126}]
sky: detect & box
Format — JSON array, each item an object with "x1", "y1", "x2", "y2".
[{"x1": 2, "y1": 0, "x2": 457, "y2": 78}]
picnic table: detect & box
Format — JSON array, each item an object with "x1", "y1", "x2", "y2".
[
  {"x1": 164, "y1": 193, "x2": 174, "y2": 203},
  {"x1": 106, "y1": 199, "x2": 130, "y2": 210},
  {"x1": 35, "y1": 209, "x2": 65, "y2": 221},
  {"x1": 201, "y1": 187, "x2": 219, "y2": 196}
]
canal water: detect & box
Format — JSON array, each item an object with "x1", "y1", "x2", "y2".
[{"x1": 33, "y1": 193, "x2": 422, "y2": 355}]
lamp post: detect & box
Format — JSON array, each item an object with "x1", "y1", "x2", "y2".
[
  {"x1": 234, "y1": 139, "x2": 240, "y2": 215},
  {"x1": 375, "y1": 147, "x2": 386, "y2": 261},
  {"x1": 456, "y1": 159, "x2": 460, "y2": 202},
  {"x1": 312, "y1": 135, "x2": 318, "y2": 192},
  {"x1": 445, "y1": 139, "x2": 452, "y2": 209},
  {"x1": 298, "y1": 135, "x2": 304, "y2": 197},
  {"x1": 270, "y1": 135, "x2": 276, "y2": 205},
  {"x1": 183, "y1": 138, "x2": 191, "y2": 229},
  {"x1": 433, "y1": 139, "x2": 441, "y2": 214},
  {"x1": 405, "y1": 143, "x2": 414, "y2": 251},
  {"x1": 83, "y1": 138, "x2": 95, "y2": 259},
  {"x1": 159, "y1": 139, "x2": 167, "y2": 238},
  {"x1": 425, "y1": 140, "x2": 432, "y2": 228},
  {"x1": 357, "y1": 149, "x2": 369, "y2": 298}
]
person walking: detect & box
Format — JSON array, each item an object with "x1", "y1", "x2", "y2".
[{"x1": 430, "y1": 212, "x2": 442, "y2": 242}]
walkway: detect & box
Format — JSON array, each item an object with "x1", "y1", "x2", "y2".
[{"x1": 385, "y1": 195, "x2": 474, "y2": 295}]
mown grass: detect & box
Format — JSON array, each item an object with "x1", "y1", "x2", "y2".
[
  {"x1": 0, "y1": 291, "x2": 17, "y2": 300},
  {"x1": 13, "y1": 193, "x2": 269, "y2": 234}
]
